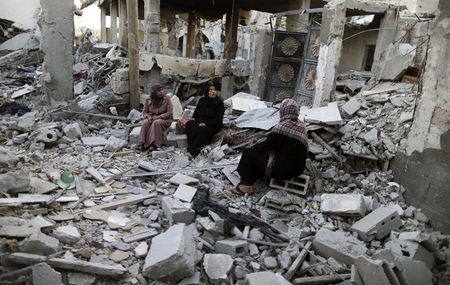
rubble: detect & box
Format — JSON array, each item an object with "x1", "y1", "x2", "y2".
[
  {"x1": 203, "y1": 254, "x2": 234, "y2": 284},
  {"x1": 320, "y1": 193, "x2": 366, "y2": 216}
]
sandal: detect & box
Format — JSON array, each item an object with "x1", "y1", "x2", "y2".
[{"x1": 230, "y1": 184, "x2": 255, "y2": 195}]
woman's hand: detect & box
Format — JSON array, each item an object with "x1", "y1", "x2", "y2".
[{"x1": 199, "y1": 123, "x2": 206, "y2": 127}]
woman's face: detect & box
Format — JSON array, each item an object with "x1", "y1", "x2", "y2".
[
  {"x1": 156, "y1": 87, "x2": 164, "y2": 97},
  {"x1": 208, "y1": 86, "x2": 217, "y2": 98}
]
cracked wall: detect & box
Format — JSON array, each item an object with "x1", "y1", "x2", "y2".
[
  {"x1": 392, "y1": 0, "x2": 450, "y2": 233},
  {"x1": 39, "y1": 0, "x2": 74, "y2": 105}
]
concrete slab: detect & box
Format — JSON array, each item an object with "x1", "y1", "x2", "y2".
[
  {"x1": 174, "y1": 184, "x2": 198, "y2": 203},
  {"x1": 246, "y1": 271, "x2": 292, "y2": 285},
  {"x1": 215, "y1": 240, "x2": 248, "y2": 258},
  {"x1": 351, "y1": 206, "x2": 402, "y2": 241},
  {"x1": 394, "y1": 256, "x2": 433, "y2": 285},
  {"x1": 169, "y1": 173, "x2": 199, "y2": 186},
  {"x1": 32, "y1": 262, "x2": 62, "y2": 285},
  {"x1": 320, "y1": 194, "x2": 366, "y2": 216},
  {"x1": 299, "y1": 102, "x2": 343, "y2": 125},
  {"x1": 162, "y1": 197, "x2": 196, "y2": 226}
]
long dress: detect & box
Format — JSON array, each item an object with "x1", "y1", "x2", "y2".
[
  {"x1": 185, "y1": 96, "x2": 225, "y2": 156},
  {"x1": 138, "y1": 95, "x2": 173, "y2": 148},
  {"x1": 237, "y1": 133, "x2": 307, "y2": 185}
]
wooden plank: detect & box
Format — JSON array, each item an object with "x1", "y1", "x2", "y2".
[
  {"x1": 8, "y1": 253, "x2": 126, "y2": 277},
  {"x1": 285, "y1": 241, "x2": 312, "y2": 280},
  {"x1": 224, "y1": 0, "x2": 239, "y2": 60},
  {"x1": 186, "y1": 11, "x2": 196, "y2": 58},
  {"x1": 293, "y1": 273, "x2": 351, "y2": 285}
]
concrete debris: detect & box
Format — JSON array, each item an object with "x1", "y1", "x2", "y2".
[
  {"x1": 320, "y1": 194, "x2": 366, "y2": 216},
  {"x1": 173, "y1": 184, "x2": 198, "y2": 202},
  {"x1": 19, "y1": 231, "x2": 60, "y2": 255},
  {"x1": 143, "y1": 224, "x2": 196, "y2": 282},
  {"x1": 67, "y1": 272, "x2": 96, "y2": 285},
  {"x1": 246, "y1": 271, "x2": 292, "y2": 285},
  {"x1": 52, "y1": 225, "x2": 81, "y2": 244},
  {"x1": 0, "y1": 170, "x2": 30, "y2": 194},
  {"x1": 32, "y1": 262, "x2": 62, "y2": 285},
  {"x1": 351, "y1": 205, "x2": 402, "y2": 241},
  {"x1": 215, "y1": 240, "x2": 249, "y2": 258},
  {"x1": 203, "y1": 254, "x2": 234, "y2": 284},
  {"x1": 162, "y1": 196, "x2": 196, "y2": 226}
]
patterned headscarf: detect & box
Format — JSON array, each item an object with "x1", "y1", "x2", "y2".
[{"x1": 272, "y1": 99, "x2": 308, "y2": 148}]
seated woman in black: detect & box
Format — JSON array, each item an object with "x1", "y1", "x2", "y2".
[
  {"x1": 185, "y1": 83, "x2": 225, "y2": 157},
  {"x1": 231, "y1": 99, "x2": 308, "y2": 195}
]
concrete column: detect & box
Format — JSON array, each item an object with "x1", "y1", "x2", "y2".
[
  {"x1": 392, "y1": 0, "x2": 450, "y2": 234},
  {"x1": 39, "y1": 0, "x2": 74, "y2": 105},
  {"x1": 118, "y1": 0, "x2": 128, "y2": 48},
  {"x1": 286, "y1": 0, "x2": 310, "y2": 32},
  {"x1": 186, "y1": 12, "x2": 196, "y2": 58},
  {"x1": 313, "y1": 0, "x2": 346, "y2": 107},
  {"x1": 371, "y1": 8, "x2": 399, "y2": 79},
  {"x1": 222, "y1": 0, "x2": 240, "y2": 99},
  {"x1": 110, "y1": 0, "x2": 118, "y2": 43},
  {"x1": 127, "y1": 0, "x2": 140, "y2": 110},
  {"x1": 100, "y1": 7, "x2": 107, "y2": 42},
  {"x1": 143, "y1": 0, "x2": 160, "y2": 53}
]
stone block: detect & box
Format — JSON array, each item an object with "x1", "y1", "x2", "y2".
[
  {"x1": 111, "y1": 68, "x2": 129, "y2": 94},
  {"x1": 0, "y1": 147, "x2": 19, "y2": 167},
  {"x1": 174, "y1": 184, "x2": 198, "y2": 203},
  {"x1": 169, "y1": 173, "x2": 199, "y2": 186},
  {"x1": 312, "y1": 228, "x2": 367, "y2": 265},
  {"x1": 0, "y1": 170, "x2": 30, "y2": 194},
  {"x1": 354, "y1": 256, "x2": 399, "y2": 285},
  {"x1": 52, "y1": 225, "x2": 81, "y2": 244},
  {"x1": 152, "y1": 150, "x2": 169, "y2": 159},
  {"x1": 81, "y1": 136, "x2": 107, "y2": 146},
  {"x1": 269, "y1": 174, "x2": 310, "y2": 196},
  {"x1": 320, "y1": 194, "x2": 366, "y2": 216},
  {"x1": 246, "y1": 271, "x2": 292, "y2": 285},
  {"x1": 129, "y1": 127, "x2": 141, "y2": 145},
  {"x1": 215, "y1": 240, "x2": 248, "y2": 258},
  {"x1": 161, "y1": 197, "x2": 195, "y2": 226},
  {"x1": 20, "y1": 231, "x2": 60, "y2": 255},
  {"x1": 203, "y1": 254, "x2": 234, "y2": 284},
  {"x1": 389, "y1": 239, "x2": 434, "y2": 269},
  {"x1": 32, "y1": 262, "x2": 62, "y2": 285},
  {"x1": 104, "y1": 136, "x2": 127, "y2": 152},
  {"x1": 394, "y1": 256, "x2": 432, "y2": 285},
  {"x1": 351, "y1": 206, "x2": 402, "y2": 241},
  {"x1": 143, "y1": 224, "x2": 196, "y2": 282},
  {"x1": 342, "y1": 98, "x2": 361, "y2": 116},
  {"x1": 63, "y1": 123, "x2": 82, "y2": 139}
]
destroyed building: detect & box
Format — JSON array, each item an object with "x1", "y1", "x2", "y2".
[{"x1": 0, "y1": 0, "x2": 449, "y2": 284}]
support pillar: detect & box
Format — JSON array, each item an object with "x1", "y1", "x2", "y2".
[
  {"x1": 110, "y1": 0, "x2": 118, "y2": 43},
  {"x1": 100, "y1": 7, "x2": 107, "y2": 42},
  {"x1": 371, "y1": 8, "x2": 399, "y2": 80},
  {"x1": 40, "y1": 0, "x2": 74, "y2": 105},
  {"x1": 127, "y1": 0, "x2": 140, "y2": 110},
  {"x1": 143, "y1": 0, "x2": 160, "y2": 53},
  {"x1": 186, "y1": 12, "x2": 196, "y2": 58},
  {"x1": 222, "y1": 0, "x2": 240, "y2": 99},
  {"x1": 118, "y1": 0, "x2": 128, "y2": 48},
  {"x1": 313, "y1": 0, "x2": 346, "y2": 107},
  {"x1": 286, "y1": 0, "x2": 310, "y2": 32}
]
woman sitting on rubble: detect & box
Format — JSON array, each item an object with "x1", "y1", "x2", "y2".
[
  {"x1": 137, "y1": 84, "x2": 173, "y2": 151},
  {"x1": 185, "y1": 83, "x2": 225, "y2": 157},
  {"x1": 231, "y1": 99, "x2": 308, "y2": 195}
]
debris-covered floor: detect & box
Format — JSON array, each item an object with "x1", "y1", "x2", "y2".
[{"x1": 0, "y1": 42, "x2": 449, "y2": 285}]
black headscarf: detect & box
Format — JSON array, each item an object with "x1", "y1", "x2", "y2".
[
  {"x1": 150, "y1": 84, "x2": 164, "y2": 108},
  {"x1": 204, "y1": 82, "x2": 221, "y2": 105}
]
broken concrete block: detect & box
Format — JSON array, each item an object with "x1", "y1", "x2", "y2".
[
  {"x1": 246, "y1": 271, "x2": 292, "y2": 285},
  {"x1": 81, "y1": 136, "x2": 107, "y2": 146},
  {"x1": 63, "y1": 123, "x2": 82, "y2": 139},
  {"x1": 342, "y1": 98, "x2": 361, "y2": 116},
  {"x1": 19, "y1": 231, "x2": 60, "y2": 255},
  {"x1": 269, "y1": 174, "x2": 309, "y2": 196},
  {"x1": 351, "y1": 206, "x2": 402, "y2": 241},
  {"x1": 169, "y1": 173, "x2": 199, "y2": 186},
  {"x1": 0, "y1": 170, "x2": 31, "y2": 194},
  {"x1": 350, "y1": 264, "x2": 363, "y2": 285},
  {"x1": 394, "y1": 256, "x2": 433, "y2": 285},
  {"x1": 52, "y1": 225, "x2": 81, "y2": 244},
  {"x1": 30, "y1": 177, "x2": 58, "y2": 194},
  {"x1": 174, "y1": 184, "x2": 198, "y2": 203},
  {"x1": 362, "y1": 128, "x2": 379, "y2": 145},
  {"x1": 134, "y1": 242, "x2": 149, "y2": 258},
  {"x1": 320, "y1": 194, "x2": 366, "y2": 216},
  {"x1": 179, "y1": 271, "x2": 201, "y2": 285},
  {"x1": 36, "y1": 129, "x2": 58, "y2": 147},
  {"x1": 104, "y1": 136, "x2": 127, "y2": 152},
  {"x1": 143, "y1": 224, "x2": 196, "y2": 282},
  {"x1": 203, "y1": 254, "x2": 234, "y2": 284},
  {"x1": 129, "y1": 126, "x2": 141, "y2": 145},
  {"x1": 161, "y1": 197, "x2": 196, "y2": 226},
  {"x1": 215, "y1": 240, "x2": 248, "y2": 258},
  {"x1": 68, "y1": 272, "x2": 96, "y2": 285},
  {"x1": 264, "y1": 256, "x2": 278, "y2": 269},
  {"x1": 354, "y1": 256, "x2": 399, "y2": 285},
  {"x1": 312, "y1": 228, "x2": 367, "y2": 265},
  {"x1": 389, "y1": 239, "x2": 434, "y2": 269},
  {"x1": 32, "y1": 262, "x2": 62, "y2": 285},
  {"x1": 0, "y1": 147, "x2": 19, "y2": 167},
  {"x1": 111, "y1": 68, "x2": 129, "y2": 94}
]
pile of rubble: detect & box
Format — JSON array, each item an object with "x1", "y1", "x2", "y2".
[{"x1": 0, "y1": 46, "x2": 449, "y2": 284}]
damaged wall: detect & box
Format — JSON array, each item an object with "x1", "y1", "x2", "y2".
[
  {"x1": 339, "y1": 27, "x2": 378, "y2": 73},
  {"x1": 392, "y1": 0, "x2": 450, "y2": 233}
]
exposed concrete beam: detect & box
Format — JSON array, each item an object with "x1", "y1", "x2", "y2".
[
  {"x1": 127, "y1": 0, "x2": 140, "y2": 110},
  {"x1": 143, "y1": 0, "x2": 160, "y2": 53},
  {"x1": 224, "y1": 0, "x2": 239, "y2": 60},
  {"x1": 286, "y1": 0, "x2": 311, "y2": 33},
  {"x1": 313, "y1": 0, "x2": 346, "y2": 107},
  {"x1": 110, "y1": 0, "x2": 118, "y2": 43},
  {"x1": 118, "y1": 0, "x2": 128, "y2": 48},
  {"x1": 186, "y1": 12, "x2": 196, "y2": 58},
  {"x1": 100, "y1": 7, "x2": 107, "y2": 42}
]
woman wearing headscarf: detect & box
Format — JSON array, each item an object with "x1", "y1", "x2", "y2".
[
  {"x1": 137, "y1": 84, "x2": 173, "y2": 151},
  {"x1": 185, "y1": 83, "x2": 225, "y2": 157},
  {"x1": 232, "y1": 99, "x2": 308, "y2": 195}
]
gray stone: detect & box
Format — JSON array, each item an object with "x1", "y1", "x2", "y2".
[
  {"x1": 203, "y1": 254, "x2": 234, "y2": 284},
  {"x1": 104, "y1": 136, "x2": 127, "y2": 152},
  {"x1": 179, "y1": 272, "x2": 201, "y2": 285},
  {"x1": 32, "y1": 262, "x2": 62, "y2": 285},
  {"x1": 277, "y1": 251, "x2": 292, "y2": 270},
  {"x1": 81, "y1": 136, "x2": 107, "y2": 146},
  {"x1": 215, "y1": 240, "x2": 248, "y2": 258},
  {"x1": 127, "y1": 109, "x2": 142, "y2": 122},
  {"x1": 0, "y1": 170, "x2": 30, "y2": 194},
  {"x1": 264, "y1": 257, "x2": 278, "y2": 269},
  {"x1": 234, "y1": 265, "x2": 247, "y2": 280},
  {"x1": 161, "y1": 197, "x2": 196, "y2": 226},
  {"x1": 362, "y1": 128, "x2": 379, "y2": 145},
  {"x1": 143, "y1": 224, "x2": 196, "y2": 282},
  {"x1": 169, "y1": 173, "x2": 199, "y2": 185},
  {"x1": 36, "y1": 129, "x2": 58, "y2": 147},
  {"x1": 403, "y1": 206, "x2": 416, "y2": 218},
  {"x1": 134, "y1": 241, "x2": 149, "y2": 257},
  {"x1": 249, "y1": 228, "x2": 264, "y2": 241},
  {"x1": 354, "y1": 256, "x2": 397, "y2": 285},
  {"x1": 246, "y1": 272, "x2": 292, "y2": 285},
  {"x1": 111, "y1": 68, "x2": 129, "y2": 94},
  {"x1": 174, "y1": 184, "x2": 198, "y2": 203},
  {"x1": 20, "y1": 231, "x2": 59, "y2": 255},
  {"x1": 63, "y1": 123, "x2": 82, "y2": 139},
  {"x1": 415, "y1": 211, "x2": 429, "y2": 223},
  {"x1": 249, "y1": 243, "x2": 259, "y2": 257},
  {"x1": 351, "y1": 206, "x2": 402, "y2": 241},
  {"x1": 0, "y1": 147, "x2": 19, "y2": 167},
  {"x1": 30, "y1": 177, "x2": 58, "y2": 194},
  {"x1": 320, "y1": 194, "x2": 366, "y2": 216},
  {"x1": 389, "y1": 239, "x2": 434, "y2": 269},
  {"x1": 52, "y1": 225, "x2": 81, "y2": 244},
  {"x1": 112, "y1": 241, "x2": 131, "y2": 251},
  {"x1": 394, "y1": 256, "x2": 433, "y2": 285},
  {"x1": 312, "y1": 228, "x2": 367, "y2": 265},
  {"x1": 342, "y1": 98, "x2": 361, "y2": 116},
  {"x1": 68, "y1": 272, "x2": 96, "y2": 285},
  {"x1": 350, "y1": 264, "x2": 363, "y2": 285},
  {"x1": 109, "y1": 250, "x2": 129, "y2": 262}
]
